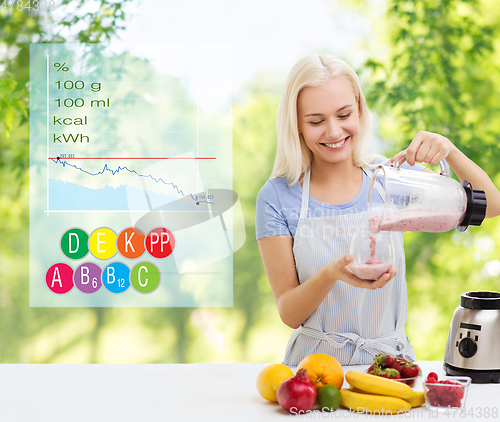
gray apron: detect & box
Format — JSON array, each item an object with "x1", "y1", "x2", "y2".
[{"x1": 283, "y1": 168, "x2": 416, "y2": 367}]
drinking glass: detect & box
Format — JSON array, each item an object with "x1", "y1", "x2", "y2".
[{"x1": 348, "y1": 230, "x2": 395, "y2": 280}]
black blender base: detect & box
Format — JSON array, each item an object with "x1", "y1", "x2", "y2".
[{"x1": 444, "y1": 362, "x2": 500, "y2": 383}]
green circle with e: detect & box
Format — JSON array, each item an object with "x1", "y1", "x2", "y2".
[
  {"x1": 131, "y1": 262, "x2": 160, "y2": 293},
  {"x1": 61, "y1": 228, "x2": 89, "y2": 260}
]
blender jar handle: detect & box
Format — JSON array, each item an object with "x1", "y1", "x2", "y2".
[
  {"x1": 393, "y1": 157, "x2": 450, "y2": 177},
  {"x1": 439, "y1": 159, "x2": 450, "y2": 176}
]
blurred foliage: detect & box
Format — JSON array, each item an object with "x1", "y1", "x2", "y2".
[
  {"x1": 0, "y1": 1, "x2": 134, "y2": 363},
  {"x1": 360, "y1": 0, "x2": 500, "y2": 359}
]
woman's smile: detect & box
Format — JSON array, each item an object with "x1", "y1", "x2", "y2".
[{"x1": 321, "y1": 135, "x2": 350, "y2": 150}]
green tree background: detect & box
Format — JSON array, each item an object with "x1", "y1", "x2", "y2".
[{"x1": 1, "y1": 0, "x2": 499, "y2": 363}]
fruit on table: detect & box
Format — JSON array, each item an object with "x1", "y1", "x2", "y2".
[
  {"x1": 404, "y1": 391, "x2": 425, "y2": 408},
  {"x1": 317, "y1": 385, "x2": 342, "y2": 412},
  {"x1": 256, "y1": 363, "x2": 294, "y2": 402},
  {"x1": 347, "y1": 386, "x2": 424, "y2": 408},
  {"x1": 340, "y1": 388, "x2": 411, "y2": 414},
  {"x1": 276, "y1": 368, "x2": 317, "y2": 413},
  {"x1": 297, "y1": 353, "x2": 344, "y2": 390},
  {"x1": 401, "y1": 363, "x2": 420, "y2": 379},
  {"x1": 374, "y1": 353, "x2": 395, "y2": 368},
  {"x1": 425, "y1": 372, "x2": 465, "y2": 408},
  {"x1": 345, "y1": 371, "x2": 416, "y2": 400},
  {"x1": 368, "y1": 354, "x2": 421, "y2": 386},
  {"x1": 379, "y1": 368, "x2": 401, "y2": 379}
]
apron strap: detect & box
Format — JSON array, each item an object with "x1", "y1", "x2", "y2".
[
  {"x1": 299, "y1": 169, "x2": 311, "y2": 219},
  {"x1": 297, "y1": 325, "x2": 408, "y2": 365}
]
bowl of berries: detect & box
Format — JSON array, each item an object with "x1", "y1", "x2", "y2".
[
  {"x1": 423, "y1": 372, "x2": 471, "y2": 412},
  {"x1": 366, "y1": 353, "x2": 422, "y2": 387}
]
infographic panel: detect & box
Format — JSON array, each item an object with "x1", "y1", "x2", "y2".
[{"x1": 29, "y1": 43, "x2": 243, "y2": 307}]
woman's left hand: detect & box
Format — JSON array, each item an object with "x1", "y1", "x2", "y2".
[{"x1": 390, "y1": 130, "x2": 458, "y2": 167}]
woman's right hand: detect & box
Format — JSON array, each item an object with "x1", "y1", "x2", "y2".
[{"x1": 328, "y1": 254, "x2": 397, "y2": 290}]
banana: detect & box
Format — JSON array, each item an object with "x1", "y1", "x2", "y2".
[
  {"x1": 340, "y1": 389, "x2": 411, "y2": 414},
  {"x1": 349, "y1": 384, "x2": 425, "y2": 408},
  {"x1": 349, "y1": 386, "x2": 368, "y2": 394},
  {"x1": 404, "y1": 391, "x2": 425, "y2": 408},
  {"x1": 345, "y1": 371, "x2": 416, "y2": 400}
]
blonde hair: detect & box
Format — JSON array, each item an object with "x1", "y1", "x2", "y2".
[{"x1": 271, "y1": 54, "x2": 374, "y2": 186}]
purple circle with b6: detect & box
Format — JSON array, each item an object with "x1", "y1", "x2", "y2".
[{"x1": 74, "y1": 263, "x2": 102, "y2": 294}]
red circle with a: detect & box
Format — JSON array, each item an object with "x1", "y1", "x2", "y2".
[
  {"x1": 46, "y1": 263, "x2": 74, "y2": 294},
  {"x1": 145, "y1": 227, "x2": 175, "y2": 258}
]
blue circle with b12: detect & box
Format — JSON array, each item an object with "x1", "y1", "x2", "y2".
[{"x1": 102, "y1": 262, "x2": 130, "y2": 294}]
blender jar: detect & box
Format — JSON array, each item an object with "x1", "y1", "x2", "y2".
[{"x1": 368, "y1": 160, "x2": 486, "y2": 233}]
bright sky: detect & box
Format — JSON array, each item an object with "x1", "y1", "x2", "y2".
[
  {"x1": 105, "y1": 0, "x2": 390, "y2": 153},
  {"x1": 116, "y1": 0, "x2": 374, "y2": 92}
]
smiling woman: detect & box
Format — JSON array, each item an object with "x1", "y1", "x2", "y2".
[
  {"x1": 256, "y1": 55, "x2": 411, "y2": 367},
  {"x1": 298, "y1": 78, "x2": 359, "y2": 169},
  {"x1": 254, "y1": 53, "x2": 500, "y2": 368}
]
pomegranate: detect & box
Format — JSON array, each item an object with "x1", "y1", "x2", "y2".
[{"x1": 276, "y1": 368, "x2": 317, "y2": 413}]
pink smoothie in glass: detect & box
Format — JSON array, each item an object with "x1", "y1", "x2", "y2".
[
  {"x1": 350, "y1": 260, "x2": 393, "y2": 280},
  {"x1": 350, "y1": 223, "x2": 393, "y2": 280}
]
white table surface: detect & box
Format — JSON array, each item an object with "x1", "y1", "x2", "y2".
[{"x1": 0, "y1": 361, "x2": 498, "y2": 421}]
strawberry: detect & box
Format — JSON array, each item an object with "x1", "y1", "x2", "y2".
[
  {"x1": 368, "y1": 366, "x2": 381, "y2": 376},
  {"x1": 379, "y1": 368, "x2": 401, "y2": 379},
  {"x1": 374, "y1": 353, "x2": 395, "y2": 369},
  {"x1": 401, "y1": 363, "x2": 421, "y2": 379},
  {"x1": 390, "y1": 361, "x2": 404, "y2": 374}
]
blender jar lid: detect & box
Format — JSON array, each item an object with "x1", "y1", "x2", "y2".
[{"x1": 461, "y1": 291, "x2": 500, "y2": 310}]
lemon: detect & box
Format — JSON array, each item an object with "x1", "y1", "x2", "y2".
[
  {"x1": 317, "y1": 385, "x2": 342, "y2": 411},
  {"x1": 256, "y1": 363, "x2": 294, "y2": 402}
]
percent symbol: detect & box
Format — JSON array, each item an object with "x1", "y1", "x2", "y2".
[{"x1": 54, "y1": 62, "x2": 69, "y2": 72}]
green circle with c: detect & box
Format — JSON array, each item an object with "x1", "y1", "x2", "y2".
[
  {"x1": 131, "y1": 262, "x2": 160, "y2": 293},
  {"x1": 61, "y1": 228, "x2": 89, "y2": 260}
]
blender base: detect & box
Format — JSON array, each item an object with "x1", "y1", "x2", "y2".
[{"x1": 443, "y1": 362, "x2": 500, "y2": 384}]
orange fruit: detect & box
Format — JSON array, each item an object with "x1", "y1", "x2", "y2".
[
  {"x1": 297, "y1": 353, "x2": 344, "y2": 390},
  {"x1": 256, "y1": 363, "x2": 294, "y2": 402}
]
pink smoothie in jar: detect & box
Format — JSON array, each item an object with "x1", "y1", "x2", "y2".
[{"x1": 375, "y1": 209, "x2": 465, "y2": 233}]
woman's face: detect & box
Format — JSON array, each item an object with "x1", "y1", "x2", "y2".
[{"x1": 297, "y1": 76, "x2": 360, "y2": 167}]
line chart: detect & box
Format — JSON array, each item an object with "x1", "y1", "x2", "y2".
[{"x1": 48, "y1": 158, "x2": 215, "y2": 209}]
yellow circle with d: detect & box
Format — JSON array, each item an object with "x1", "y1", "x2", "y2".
[{"x1": 89, "y1": 227, "x2": 117, "y2": 260}]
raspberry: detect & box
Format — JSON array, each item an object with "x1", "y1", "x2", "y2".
[
  {"x1": 426, "y1": 372, "x2": 438, "y2": 383},
  {"x1": 429, "y1": 397, "x2": 440, "y2": 406},
  {"x1": 441, "y1": 391, "x2": 455, "y2": 404},
  {"x1": 454, "y1": 386, "x2": 465, "y2": 400},
  {"x1": 428, "y1": 390, "x2": 439, "y2": 406}
]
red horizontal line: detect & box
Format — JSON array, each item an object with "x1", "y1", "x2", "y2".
[{"x1": 48, "y1": 157, "x2": 216, "y2": 160}]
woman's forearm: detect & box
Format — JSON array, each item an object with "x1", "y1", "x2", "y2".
[
  {"x1": 446, "y1": 146, "x2": 500, "y2": 218},
  {"x1": 258, "y1": 236, "x2": 394, "y2": 331},
  {"x1": 277, "y1": 265, "x2": 337, "y2": 329},
  {"x1": 275, "y1": 256, "x2": 393, "y2": 329}
]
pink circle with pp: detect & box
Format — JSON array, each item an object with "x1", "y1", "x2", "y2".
[{"x1": 46, "y1": 263, "x2": 74, "y2": 294}]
